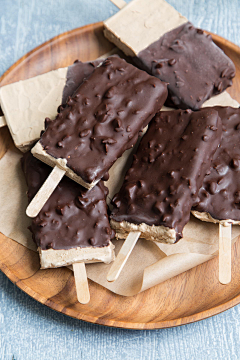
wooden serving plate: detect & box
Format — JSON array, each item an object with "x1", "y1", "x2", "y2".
[{"x1": 1, "y1": 22, "x2": 240, "y2": 330}]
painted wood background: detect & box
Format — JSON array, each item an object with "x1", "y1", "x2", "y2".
[{"x1": 0, "y1": 0, "x2": 240, "y2": 359}]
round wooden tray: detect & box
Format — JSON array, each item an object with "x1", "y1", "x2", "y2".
[{"x1": 1, "y1": 22, "x2": 240, "y2": 330}]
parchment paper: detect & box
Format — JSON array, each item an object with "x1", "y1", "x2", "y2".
[{"x1": 0, "y1": 91, "x2": 240, "y2": 296}]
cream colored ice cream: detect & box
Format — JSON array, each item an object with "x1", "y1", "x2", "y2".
[{"x1": 104, "y1": 0, "x2": 187, "y2": 56}]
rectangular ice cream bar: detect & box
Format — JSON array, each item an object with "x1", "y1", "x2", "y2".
[
  {"x1": 104, "y1": 0, "x2": 235, "y2": 110},
  {"x1": 0, "y1": 60, "x2": 101, "y2": 151},
  {"x1": 21, "y1": 151, "x2": 115, "y2": 269},
  {"x1": 31, "y1": 56, "x2": 168, "y2": 189},
  {"x1": 192, "y1": 106, "x2": 240, "y2": 226},
  {"x1": 110, "y1": 108, "x2": 222, "y2": 243}
]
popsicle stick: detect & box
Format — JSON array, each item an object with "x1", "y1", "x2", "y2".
[
  {"x1": 109, "y1": 0, "x2": 127, "y2": 9},
  {"x1": 26, "y1": 165, "x2": 65, "y2": 218},
  {"x1": 73, "y1": 262, "x2": 90, "y2": 304},
  {"x1": 107, "y1": 231, "x2": 141, "y2": 282},
  {"x1": 219, "y1": 223, "x2": 232, "y2": 284},
  {"x1": 0, "y1": 116, "x2": 6, "y2": 128}
]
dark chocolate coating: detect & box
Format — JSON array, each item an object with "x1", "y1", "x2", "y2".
[
  {"x1": 111, "y1": 109, "x2": 222, "y2": 241},
  {"x1": 135, "y1": 22, "x2": 235, "y2": 110},
  {"x1": 193, "y1": 107, "x2": 240, "y2": 221},
  {"x1": 0, "y1": 106, "x2": 3, "y2": 116},
  {"x1": 40, "y1": 56, "x2": 168, "y2": 184},
  {"x1": 62, "y1": 59, "x2": 101, "y2": 105},
  {"x1": 21, "y1": 151, "x2": 115, "y2": 250}
]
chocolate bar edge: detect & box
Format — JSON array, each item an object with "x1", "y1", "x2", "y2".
[
  {"x1": 191, "y1": 211, "x2": 240, "y2": 226},
  {"x1": 31, "y1": 142, "x2": 98, "y2": 190},
  {"x1": 110, "y1": 219, "x2": 176, "y2": 244},
  {"x1": 39, "y1": 242, "x2": 115, "y2": 269}
]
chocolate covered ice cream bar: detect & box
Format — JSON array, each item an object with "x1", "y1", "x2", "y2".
[
  {"x1": 111, "y1": 108, "x2": 222, "y2": 243},
  {"x1": 0, "y1": 59, "x2": 100, "y2": 151},
  {"x1": 21, "y1": 151, "x2": 115, "y2": 269},
  {"x1": 104, "y1": 0, "x2": 235, "y2": 110},
  {"x1": 192, "y1": 107, "x2": 240, "y2": 225},
  {"x1": 31, "y1": 56, "x2": 168, "y2": 189}
]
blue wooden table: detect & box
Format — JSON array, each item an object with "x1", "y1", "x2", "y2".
[{"x1": 0, "y1": 1, "x2": 240, "y2": 359}]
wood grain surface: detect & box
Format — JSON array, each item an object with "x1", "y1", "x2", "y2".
[{"x1": 0, "y1": 22, "x2": 240, "y2": 330}]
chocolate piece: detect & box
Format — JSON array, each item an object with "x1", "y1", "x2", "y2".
[
  {"x1": 135, "y1": 22, "x2": 235, "y2": 110},
  {"x1": 193, "y1": 107, "x2": 240, "y2": 222},
  {"x1": 111, "y1": 108, "x2": 222, "y2": 242},
  {"x1": 62, "y1": 59, "x2": 101, "y2": 105},
  {"x1": 37, "y1": 56, "x2": 168, "y2": 187},
  {"x1": 21, "y1": 151, "x2": 115, "y2": 250}
]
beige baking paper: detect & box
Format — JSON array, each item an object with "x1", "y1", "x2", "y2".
[
  {"x1": 0, "y1": 91, "x2": 240, "y2": 296},
  {"x1": 0, "y1": 146, "x2": 36, "y2": 251}
]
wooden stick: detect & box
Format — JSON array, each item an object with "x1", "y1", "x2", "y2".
[
  {"x1": 109, "y1": 0, "x2": 127, "y2": 10},
  {"x1": 0, "y1": 116, "x2": 6, "y2": 128},
  {"x1": 107, "y1": 231, "x2": 141, "y2": 282},
  {"x1": 26, "y1": 165, "x2": 65, "y2": 218},
  {"x1": 73, "y1": 262, "x2": 90, "y2": 304},
  {"x1": 219, "y1": 223, "x2": 232, "y2": 284}
]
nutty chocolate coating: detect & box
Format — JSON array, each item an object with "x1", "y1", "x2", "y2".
[
  {"x1": 21, "y1": 151, "x2": 115, "y2": 250},
  {"x1": 193, "y1": 107, "x2": 240, "y2": 221},
  {"x1": 40, "y1": 56, "x2": 168, "y2": 184},
  {"x1": 62, "y1": 59, "x2": 101, "y2": 105},
  {"x1": 135, "y1": 22, "x2": 235, "y2": 110},
  {"x1": 111, "y1": 109, "x2": 222, "y2": 241}
]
